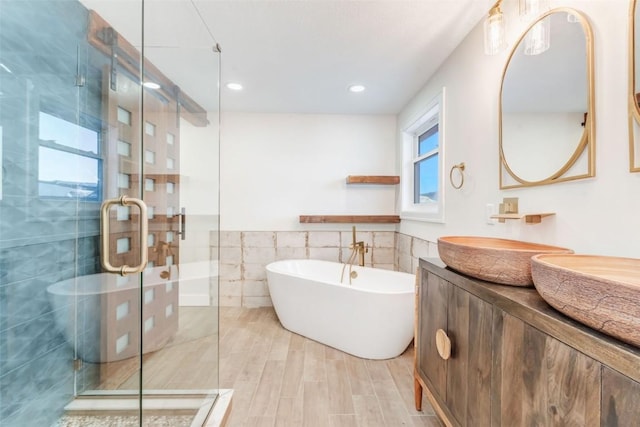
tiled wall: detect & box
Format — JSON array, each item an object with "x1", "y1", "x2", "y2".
[
  {"x1": 395, "y1": 232, "x2": 439, "y2": 275},
  {"x1": 219, "y1": 230, "x2": 436, "y2": 307},
  {"x1": 0, "y1": 2, "x2": 107, "y2": 425}
]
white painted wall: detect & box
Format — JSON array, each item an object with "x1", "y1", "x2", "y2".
[
  {"x1": 398, "y1": 0, "x2": 640, "y2": 258},
  {"x1": 179, "y1": 118, "x2": 220, "y2": 305},
  {"x1": 220, "y1": 112, "x2": 397, "y2": 232},
  {"x1": 180, "y1": 118, "x2": 220, "y2": 216}
]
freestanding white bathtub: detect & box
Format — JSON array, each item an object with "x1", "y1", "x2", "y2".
[{"x1": 266, "y1": 259, "x2": 415, "y2": 360}]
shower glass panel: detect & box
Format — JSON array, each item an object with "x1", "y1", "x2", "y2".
[
  {"x1": 0, "y1": 1, "x2": 123, "y2": 425},
  {"x1": 0, "y1": 0, "x2": 220, "y2": 425},
  {"x1": 140, "y1": 0, "x2": 221, "y2": 423}
]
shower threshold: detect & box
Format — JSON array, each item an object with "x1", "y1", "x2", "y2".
[{"x1": 57, "y1": 389, "x2": 233, "y2": 427}]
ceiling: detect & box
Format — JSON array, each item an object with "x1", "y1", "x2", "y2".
[{"x1": 80, "y1": 0, "x2": 488, "y2": 114}]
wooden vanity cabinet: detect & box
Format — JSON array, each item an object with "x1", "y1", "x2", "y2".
[
  {"x1": 416, "y1": 258, "x2": 640, "y2": 427},
  {"x1": 416, "y1": 268, "x2": 492, "y2": 426}
]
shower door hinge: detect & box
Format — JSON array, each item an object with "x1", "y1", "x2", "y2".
[
  {"x1": 73, "y1": 358, "x2": 83, "y2": 371},
  {"x1": 75, "y1": 74, "x2": 86, "y2": 87}
]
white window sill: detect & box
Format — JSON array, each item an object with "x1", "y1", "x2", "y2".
[{"x1": 400, "y1": 211, "x2": 445, "y2": 224}]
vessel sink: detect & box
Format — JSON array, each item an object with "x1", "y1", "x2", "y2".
[
  {"x1": 437, "y1": 236, "x2": 573, "y2": 286},
  {"x1": 531, "y1": 254, "x2": 640, "y2": 348}
]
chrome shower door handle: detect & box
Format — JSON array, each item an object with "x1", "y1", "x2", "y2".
[{"x1": 100, "y1": 196, "x2": 149, "y2": 276}]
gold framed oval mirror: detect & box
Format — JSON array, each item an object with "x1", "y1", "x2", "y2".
[
  {"x1": 629, "y1": 0, "x2": 640, "y2": 171},
  {"x1": 499, "y1": 8, "x2": 595, "y2": 189}
]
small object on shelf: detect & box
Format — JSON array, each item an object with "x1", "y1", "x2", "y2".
[
  {"x1": 490, "y1": 213, "x2": 555, "y2": 224},
  {"x1": 346, "y1": 175, "x2": 400, "y2": 185},
  {"x1": 499, "y1": 197, "x2": 519, "y2": 215},
  {"x1": 299, "y1": 215, "x2": 400, "y2": 224}
]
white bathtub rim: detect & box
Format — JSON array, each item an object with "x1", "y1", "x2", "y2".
[{"x1": 266, "y1": 259, "x2": 415, "y2": 295}]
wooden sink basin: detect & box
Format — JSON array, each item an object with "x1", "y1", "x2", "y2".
[
  {"x1": 437, "y1": 236, "x2": 573, "y2": 286},
  {"x1": 531, "y1": 254, "x2": 640, "y2": 348}
]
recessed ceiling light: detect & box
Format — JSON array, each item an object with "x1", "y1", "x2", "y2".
[
  {"x1": 348, "y1": 84, "x2": 366, "y2": 93},
  {"x1": 142, "y1": 81, "x2": 161, "y2": 89},
  {"x1": 226, "y1": 82, "x2": 243, "y2": 91}
]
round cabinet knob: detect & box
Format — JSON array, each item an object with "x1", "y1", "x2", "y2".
[{"x1": 435, "y1": 329, "x2": 452, "y2": 360}]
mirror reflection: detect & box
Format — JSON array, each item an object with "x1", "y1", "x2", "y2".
[{"x1": 500, "y1": 9, "x2": 594, "y2": 188}]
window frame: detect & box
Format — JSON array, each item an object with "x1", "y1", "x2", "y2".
[{"x1": 400, "y1": 88, "x2": 446, "y2": 223}]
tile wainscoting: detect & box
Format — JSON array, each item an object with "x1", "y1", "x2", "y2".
[{"x1": 219, "y1": 231, "x2": 439, "y2": 307}]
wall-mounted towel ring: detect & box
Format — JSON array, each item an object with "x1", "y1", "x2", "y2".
[{"x1": 450, "y1": 162, "x2": 465, "y2": 189}]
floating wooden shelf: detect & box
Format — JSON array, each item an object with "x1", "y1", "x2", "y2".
[
  {"x1": 346, "y1": 175, "x2": 400, "y2": 185},
  {"x1": 299, "y1": 215, "x2": 401, "y2": 224},
  {"x1": 491, "y1": 213, "x2": 556, "y2": 224}
]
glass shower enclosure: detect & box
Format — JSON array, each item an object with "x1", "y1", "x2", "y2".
[{"x1": 0, "y1": 1, "x2": 221, "y2": 425}]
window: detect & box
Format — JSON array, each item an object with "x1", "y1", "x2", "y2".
[
  {"x1": 400, "y1": 88, "x2": 445, "y2": 222},
  {"x1": 414, "y1": 125, "x2": 439, "y2": 204},
  {"x1": 38, "y1": 112, "x2": 101, "y2": 201}
]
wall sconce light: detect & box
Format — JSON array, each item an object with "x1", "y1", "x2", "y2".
[
  {"x1": 524, "y1": 18, "x2": 550, "y2": 55},
  {"x1": 484, "y1": 0, "x2": 552, "y2": 56},
  {"x1": 484, "y1": 0, "x2": 506, "y2": 55},
  {"x1": 519, "y1": 0, "x2": 549, "y2": 20},
  {"x1": 520, "y1": 0, "x2": 551, "y2": 55}
]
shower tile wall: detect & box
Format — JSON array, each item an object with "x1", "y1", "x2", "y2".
[
  {"x1": 0, "y1": 1, "x2": 107, "y2": 425},
  {"x1": 219, "y1": 230, "x2": 397, "y2": 307}
]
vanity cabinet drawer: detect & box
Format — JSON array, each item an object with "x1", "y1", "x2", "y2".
[{"x1": 416, "y1": 269, "x2": 492, "y2": 426}]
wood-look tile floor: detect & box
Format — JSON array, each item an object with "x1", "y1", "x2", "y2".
[{"x1": 220, "y1": 307, "x2": 441, "y2": 427}]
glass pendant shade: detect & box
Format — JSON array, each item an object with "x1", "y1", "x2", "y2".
[
  {"x1": 519, "y1": 0, "x2": 550, "y2": 19},
  {"x1": 524, "y1": 17, "x2": 551, "y2": 55},
  {"x1": 484, "y1": 10, "x2": 506, "y2": 55}
]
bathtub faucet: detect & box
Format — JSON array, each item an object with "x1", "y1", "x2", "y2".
[
  {"x1": 340, "y1": 226, "x2": 369, "y2": 284},
  {"x1": 154, "y1": 241, "x2": 175, "y2": 280},
  {"x1": 350, "y1": 226, "x2": 368, "y2": 267}
]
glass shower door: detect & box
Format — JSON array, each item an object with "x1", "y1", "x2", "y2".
[
  {"x1": 78, "y1": 0, "x2": 222, "y2": 424},
  {"x1": 139, "y1": 1, "x2": 221, "y2": 423},
  {"x1": 0, "y1": 0, "x2": 220, "y2": 425}
]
